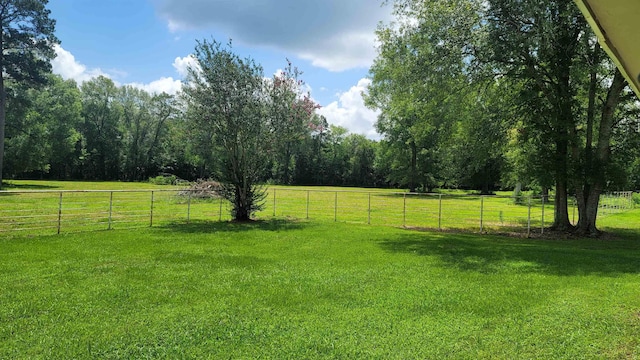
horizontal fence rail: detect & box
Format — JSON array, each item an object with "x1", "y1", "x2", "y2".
[{"x1": 0, "y1": 188, "x2": 635, "y2": 237}]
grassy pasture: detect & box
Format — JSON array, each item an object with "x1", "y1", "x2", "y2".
[
  {"x1": 0, "y1": 180, "x2": 581, "y2": 237},
  {"x1": 0, "y1": 212, "x2": 639, "y2": 358}
]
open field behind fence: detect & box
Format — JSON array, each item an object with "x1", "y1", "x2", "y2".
[{"x1": 0, "y1": 187, "x2": 634, "y2": 237}]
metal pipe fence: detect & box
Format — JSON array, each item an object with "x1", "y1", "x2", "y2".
[{"x1": 0, "y1": 188, "x2": 635, "y2": 237}]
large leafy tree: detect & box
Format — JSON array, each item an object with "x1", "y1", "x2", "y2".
[
  {"x1": 485, "y1": 0, "x2": 629, "y2": 234},
  {"x1": 448, "y1": 81, "x2": 512, "y2": 193},
  {"x1": 366, "y1": 0, "x2": 484, "y2": 192},
  {"x1": 119, "y1": 87, "x2": 176, "y2": 181},
  {"x1": 0, "y1": 0, "x2": 58, "y2": 188},
  {"x1": 4, "y1": 75, "x2": 82, "y2": 178},
  {"x1": 80, "y1": 76, "x2": 123, "y2": 180},
  {"x1": 44, "y1": 76, "x2": 83, "y2": 179},
  {"x1": 570, "y1": 43, "x2": 629, "y2": 234},
  {"x1": 183, "y1": 39, "x2": 268, "y2": 221},
  {"x1": 3, "y1": 81, "x2": 45, "y2": 176},
  {"x1": 267, "y1": 61, "x2": 319, "y2": 185},
  {"x1": 485, "y1": 0, "x2": 584, "y2": 231}
]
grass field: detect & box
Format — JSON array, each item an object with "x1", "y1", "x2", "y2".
[
  {"x1": 2, "y1": 180, "x2": 617, "y2": 237},
  {"x1": 1, "y1": 185, "x2": 640, "y2": 358}
]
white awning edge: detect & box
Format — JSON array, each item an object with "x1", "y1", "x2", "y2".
[{"x1": 574, "y1": 0, "x2": 640, "y2": 98}]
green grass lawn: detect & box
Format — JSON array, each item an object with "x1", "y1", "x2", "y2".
[
  {"x1": 1, "y1": 180, "x2": 581, "y2": 237},
  {"x1": 1, "y1": 210, "x2": 639, "y2": 358}
]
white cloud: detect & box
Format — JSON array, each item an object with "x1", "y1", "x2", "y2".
[
  {"x1": 318, "y1": 78, "x2": 381, "y2": 140},
  {"x1": 153, "y1": 0, "x2": 392, "y2": 72},
  {"x1": 172, "y1": 55, "x2": 198, "y2": 77},
  {"x1": 299, "y1": 32, "x2": 379, "y2": 72},
  {"x1": 52, "y1": 45, "x2": 185, "y2": 95},
  {"x1": 127, "y1": 77, "x2": 182, "y2": 95},
  {"x1": 51, "y1": 45, "x2": 110, "y2": 84}
]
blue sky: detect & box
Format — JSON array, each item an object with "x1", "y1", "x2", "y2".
[{"x1": 47, "y1": 0, "x2": 392, "y2": 139}]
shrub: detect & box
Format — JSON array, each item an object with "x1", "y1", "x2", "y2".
[{"x1": 149, "y1": 175, "x2": 177, "y2": 185}]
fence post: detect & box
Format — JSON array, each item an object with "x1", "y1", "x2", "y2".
[
  {"x1": 438, "y1": 194, "x2": 442, "y2": 231},
  {"x1": 108, "y1": 191, "x2": 113, "y2": 230},
  {"x1": 273, "y1": 189, "x2": 276, "y2": 217},
  {"x1": 219, "y1": 197, "x2": 223, "y2": 221},
  {"x1": 480, "y1": 196, "x2": 484, "y2": 233},
  {"x1": 541, "y1": 195, "x2": 545, "y2": 235},
  {"x1": 150, "y1": 191, "x2": 154, "y2": 227},
  {"x1": 368, "y1": 193, "x2": 371, "y2": 225},
  {"x1": 527, "y1": 196, "x2": 531, "y2": 238},
  {"x1": 57, "y1": 192, "x2": 63, "y2": 235},
  {"x1": 334, "y1": 191, "x2": 338, "y2": 222},
  {"x1": 187, "y1": 190, "x2": 192, "y2": 224},
  {"x1": 572, "y1": 198, "x2": 576, "y2": 225},
  {"x1": 403, "y1": 193, "x2": 407, "y2": 227},
  {"x1": 306, "y1": 190, "x2": 310, "y2": 220}
]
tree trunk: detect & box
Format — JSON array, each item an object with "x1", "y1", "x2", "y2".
[
  {"x1": 0, "y1": 71, "x2": 5, "y2": 190},
  {"x1": 577, "y1": 185, "x2": 602, "y2": 235},
  {"x1": 282, "y1": 144, "x2": 291, "y2": 185},
  {"x1": 481, "y1": 178, "x2": 490, "y2": 195},
  {"x1": 0, "y1": 31, "x2": 5, "y2": 189},
  {"x1": 409, "y1": 141, "x2": 417, "y2": 193},
  {"x1": 480, "y1": 165, "x2": 491, "y2": 195},
  {"x1": 553, "y1": 177, "x2": 572, "y2": 230},
  {"x1": 552, "y1": 135, "x2": 572, "y2": 230},
  {"x1": 234, "y1": 189, "x2": 250, "y2": 221},
  {"x1": 550, "y1": 2, "x2": 577, "y2": 232},
  {"x1": 575, "y1": 69, "x2": 626, "y2": 235}
]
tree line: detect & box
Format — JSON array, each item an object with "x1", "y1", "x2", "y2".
[{"x1": 4, "y1": 72, "x2": 390, "y2": 187}]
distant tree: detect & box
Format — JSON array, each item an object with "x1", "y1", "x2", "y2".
[
  {"x1": 44, "y1": 76, "x2": 83, "y2": 179},
  {"x1": 323, "y1": 125, "x2": 349, "y2": 185},
  {"x1": 183, "y1": 39, "x2": 268, "y2": 221},
  {"x1": 80, "y1": 76, "x2": 123, "y2": 180},
  {"x1": 292, "y1": 114, "x2": 329, "y2": 185},
  {"x1": 4, "y1": 75, "x2": 82, "y2": 179},
  {"x1": 0, "y1": 0, "x2": 58, "y2": 188},
  {"x1": 343, "y1": 134, "x2": 378, "y2": 187},
  {"x1": 366, "y1": 0, "x2": 481, "y2": 192},
  {"x1": 448, "y1": 81, "x2": 512, "y2": 194},
  {"x1": 160, "y1": 105, "x2": 201, "y2": 181},
  {"x1": 267, "y1": 60, "x2": 319, "y2": 184},
  {"x1": 119, "y1": 87, "x2": 176, "y2": 181},
  {"x1": 3, "y1": 82, "x2": 46, "y2": 176}
]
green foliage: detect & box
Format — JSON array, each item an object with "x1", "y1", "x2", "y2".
[
  {"x1": 267, "y1": 60, "x2": 319, "y2": 184},
  {"x1": 0, "y1": 0, "x2": 59, "y2": 188},
  {"x1": 120, "y1": 88, "x2": 177, "y2": 181},
  {"x1": 182, "y1": 39, "x2": 269, "y2": 220},
  {"x1": 4, "y1": 75, "x2": 82, "y2": 178},
  {"x1": 148, "y1": 174, "x2": 177, "y2": 185},
  {"x1": 4, "y1": 73, "x2": 183, "y2": 182},
  {"x1": 487, "y1": 0, "x2": 634, "y2": 233},
  {"x1": 80, "y1": 76, "x2": 123, "y2": 180},
  {"x1": 366, "y1": 0, "x2": 487, "y2": 192}
]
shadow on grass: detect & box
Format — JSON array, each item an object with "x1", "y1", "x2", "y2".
[
  {"x1": 379, "y1": 231, "x2": 640, "y2": 276},
  {"x1": 1, "y1": 182, "x2": 60, "y2": 190},
  {"x1": 158, "y1": 218, "x2": 309, "y2": 234}
]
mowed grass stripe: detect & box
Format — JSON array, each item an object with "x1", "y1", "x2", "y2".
[{"x1": 1, "y1": 217, "x2": 640, "y2": 358}]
